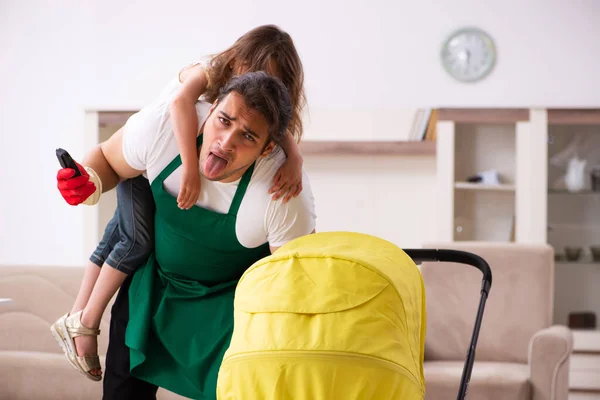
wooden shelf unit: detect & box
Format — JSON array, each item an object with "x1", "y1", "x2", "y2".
[
  {"x1": 569, "y1": 330, "x2": 600, "y2": 397},
  {"x1": 299, "y1": 140, "x2": 435, "y2": 156},
  {"x1": 437, "y1": 108, "x2": 530, "y2": 124},
  {"x1": 96, "y1": 110, "x2": 436, "y2": 156},
  {"x1": 433, "y1": 107, "x2": 600, "y2": 399},
  {"x1": 546, "y1": 108, "x2": 600, "y2": 343},
  {"x1": 436, "y1": 108, "x2": 531, "y2": 243},
  {"x1": 454, "y1": 182, "x2": 516, "y2": 192},
  {"x1": 547, "y1": 109, "x2": 600, "y2": 125}
]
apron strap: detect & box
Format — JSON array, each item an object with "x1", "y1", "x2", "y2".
[
  {"x1": 151, "y1": 135, "x2": 203, "y2": 190},
  {"x1": 228, "y1": 162, "x2": 255, "y2": 216}
]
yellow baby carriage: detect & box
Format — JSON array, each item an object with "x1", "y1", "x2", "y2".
[{"x1": 217, "y1": 231, "x2": 492, "y2": 400}]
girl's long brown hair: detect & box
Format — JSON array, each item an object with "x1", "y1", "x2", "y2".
[{"x1": 203, "y1": 25, "x2": 306, "y2": 143}]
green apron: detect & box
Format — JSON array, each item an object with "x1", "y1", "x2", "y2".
[{"x1": 126, "y1": 135, "x2": 271, "y2": 399}]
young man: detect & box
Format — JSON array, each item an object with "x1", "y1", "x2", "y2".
[{"x1": 56, "y1": 72, "x2": 316, "y2": 399}]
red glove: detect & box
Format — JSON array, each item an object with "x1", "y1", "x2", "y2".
[{"x1": 56, "y1": 161, "x2": 96, "y2": 206}]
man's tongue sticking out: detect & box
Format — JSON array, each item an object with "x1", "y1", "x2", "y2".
[{"x1": 205, "y1": 153, "x2": 228, "y2": 179}]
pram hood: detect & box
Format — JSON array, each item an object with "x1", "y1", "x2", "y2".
[{"x1": 217, "y1": 231, "x2": 427, "y2": 399}]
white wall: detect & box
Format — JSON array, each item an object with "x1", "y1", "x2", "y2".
[{"x1": 1, "y1": 0, "x2": 599, "y2": 265}]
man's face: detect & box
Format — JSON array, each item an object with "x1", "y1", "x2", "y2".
[{"x1": 199, "y1": 92, "x2": 275, "y2": 182}]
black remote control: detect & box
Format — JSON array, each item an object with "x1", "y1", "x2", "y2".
[{"x1": 56, "y1": 148, "x2": 82, "y2": 177}]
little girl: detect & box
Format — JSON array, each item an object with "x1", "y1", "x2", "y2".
[{"x1": 51, "y1": 24, "x2": 307, "y2": 381}]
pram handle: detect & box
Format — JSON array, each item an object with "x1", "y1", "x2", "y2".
[
  {"x1": 403, "y1": 248, "x2": 492, "y2": 400},
  {"x1": 403, "y1": 249, "x2": 492, "y2": 295}
]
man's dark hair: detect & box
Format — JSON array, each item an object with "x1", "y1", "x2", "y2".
[{"x1": 216, "y1": 71, "x2": 292, "y2": 146}]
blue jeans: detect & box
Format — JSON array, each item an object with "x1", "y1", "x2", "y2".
[{"x1": 89, "y1": 176, "x2": 155, "y2": 275}]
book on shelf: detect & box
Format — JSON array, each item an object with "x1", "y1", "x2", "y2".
[
  {"x1": 423, "y1": 109, "x2": 438, "y2": 141},
  {"x1": 407, "y1": 108, "x2": 437, "y2": 141}
]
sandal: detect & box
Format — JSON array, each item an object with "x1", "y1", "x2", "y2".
[
  {"x1": 50, "y1": 310, "x2": 102, "y2": 381},
  {"x1": 50, "y1": 313, "x2": 79, "y2": 371}
]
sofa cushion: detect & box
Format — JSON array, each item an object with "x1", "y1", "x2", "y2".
[
  {"x1": 420, "y1": 242, "x2": 554, "y2": 363},
  {"x1": 424, "y1": 361, "x2": 530, "y2": 400},
  {"x1": 0, "y1": 351, "x2": 189, "y2": 400},
  {"x1": 0, "y1": 350, "x2": 104, "y2": 400},
  {"x1": 0, "y1": 265, "x2": 112, "y2": 354},
  {"x1": 0, "y1": 265, "x2": 189, "y2": 399}
]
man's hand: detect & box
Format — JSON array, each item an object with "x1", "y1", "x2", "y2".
[
  {"x1": 177, "y1": 166, "x2": 201, "y2": 210},
  {"x1": 57, "y1": 161, "x2": 96, "y2": 206},
  {"x1": 269, "y1": 154, "x2": 303, "y2": 203}
]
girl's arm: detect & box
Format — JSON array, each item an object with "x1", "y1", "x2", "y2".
[
  {"x1": 280, "y1": 131, "x2": 302, "y2": 163},
  {"x1": 170, "y1": 64, "x2": 209, "y2": 209},
  {"x1": 269, "y1": 132, "x2": 304, "y2": 203}
]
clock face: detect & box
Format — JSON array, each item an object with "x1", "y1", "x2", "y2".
[{"x1": 441, "y1": 27, "x2": 496, "y2": 82}]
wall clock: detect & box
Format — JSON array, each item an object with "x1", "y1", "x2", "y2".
[{"x1": 441, "y1": 27, "x2": 496, "y2": 83}]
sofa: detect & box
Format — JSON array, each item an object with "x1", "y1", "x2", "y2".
[
  {"x1": 419, "y1": 242, "x2": 573, "y2": 400},
  {"x1": 1, "y1": 242, "x2": 574, "y2": 400},
  {"x1": 0, "y1": 264, "x2": 187, "y2": 400}
]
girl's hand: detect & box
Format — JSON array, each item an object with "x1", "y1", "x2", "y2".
[
  {"x1": 269, "y1": 154, "x2": 303, "y2": 203},
  {"x1": 178, "y1": 166, "x2": 201, "y2": 209}
]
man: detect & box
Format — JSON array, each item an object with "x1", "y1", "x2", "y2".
[{"x1": 57, "y1": 72, "x2": 316, "y2": 399}]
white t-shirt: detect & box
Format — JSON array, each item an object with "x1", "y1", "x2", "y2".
[{"x1": 122, "y1": 77, "x2": 316, "y2": 249}]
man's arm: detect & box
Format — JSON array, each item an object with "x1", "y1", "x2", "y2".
[
  {"x1": 56, "y1": 126, "x2": 147, "y2": 207},
  {"x1": 83, "y1": 127, "x2": 144, "y2": 193},
  {"x1": 266, "y1": 172, "x2": 316, "y2": 254},
  {"x1": 57, "y1": 100, "x2": 164, "y2": 206},
  {"x1": 269, "y1": 228, "x2": 315, "y2": 254}
]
